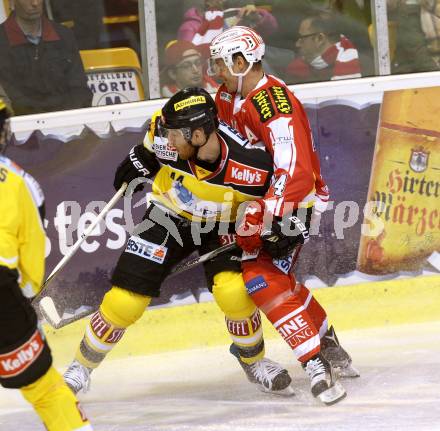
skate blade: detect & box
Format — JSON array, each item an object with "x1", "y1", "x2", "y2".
[
  {"x1": 260, "y1": 384, "x2": 295, "y2": 397},
  {"x1": 317, "y1": 382, "x2": 346, "y2": 406},
  {"x1": 336, "y1": 363, "x2": 360, "y2": 378}
]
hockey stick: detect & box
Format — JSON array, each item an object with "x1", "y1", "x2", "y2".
[
  {"x1": 40, "y1": 183, "x2": 127, "y2": 292},
  {"x1": 171, "y1": 241, "x2": 236, "y2": 276},
  {"x1": 34, "y1": 184, "x2": 127, "y2": 325},
  {"x1": 38, "y1": 241, "x2": 237, "y2": 329}
]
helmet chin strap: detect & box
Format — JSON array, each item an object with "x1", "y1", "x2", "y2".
[
  {"x1": 237, "y1": 75, "x2": 244, "y2": 95},
  {"x1": 226, "y1": 59, "x2": 253, "y2": 96}
]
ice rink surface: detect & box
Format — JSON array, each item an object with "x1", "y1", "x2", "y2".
[{"x1": 1, "y1": 321, "x2": 439, "y2": 431}]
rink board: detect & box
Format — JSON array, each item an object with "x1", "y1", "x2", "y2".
[
  {"x1": 8, "y1": 82, "x2": 440, "y2": 311},
  {"x1": 43, "y1": 275, "x2": 440, "y2": 368}
]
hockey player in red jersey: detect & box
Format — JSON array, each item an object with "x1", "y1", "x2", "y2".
[{"x1": 209, "y1": 26, "x2": 359, "y2": 405}]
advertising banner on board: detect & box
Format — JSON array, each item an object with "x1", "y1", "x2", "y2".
[
  {"x1": 8, "y1": 88, "x2": 439, "y2": 316},
  {"x1": 358, "y1": 88, "x2": 440, "y2": 274}
]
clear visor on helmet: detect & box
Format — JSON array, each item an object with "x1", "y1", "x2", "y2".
[
  {"x1": 207, "y1": 58, "x2": 221, "y2": 77},
  {"x1": 208, "y1": 55, "x2": 254, "y2": 77},
  {"x1": 157, "y1": 118, "x2": 192, "y2": 142}
]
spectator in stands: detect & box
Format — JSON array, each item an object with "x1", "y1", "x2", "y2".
[
  {"x1": 266, "y1": 0, "x2": 316, "y2": 50},
  {"x1": 389, "y1": 0, "x2": 437, "y2": 73},
  {"x1": 51, "y1": 0, "x2": 106, "y2": 50},
  {"x1": 178, "y1": 0, "x2": 277, "y2": 58},
  {"x1": 420, "y1": 0, "x2": 440, "y2": 67},
  {"x1": 326, "y1": 0, "x2": 374, "y2": 75},
  {"x1": 327, "y1": 0, "x2": 371, "y2": 24},
  {"x1": 0, "y1": 0, "x2": 92, "y2": 115},
  {"x1": 161, "y1": 39, "x2": 218, "y2": 97},
  {"x1": 286, "y1": 12, "x2": 362, "y2": 83}
]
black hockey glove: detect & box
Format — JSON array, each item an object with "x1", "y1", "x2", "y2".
[
  {"x1": 261, "y1": 210, "x2": 311, "y2": 259},
  {"x1": 113, "y1": 144, "x2": 160, "y2": 193}
]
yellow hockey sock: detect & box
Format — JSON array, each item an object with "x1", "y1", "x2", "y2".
[
  {"x1": 212, "y1": 271, "x2": 265, "y2": 364},
  {"x1": 76, "y1": 286, "x2": 151, "y2": 369},
  {"x1": 20, "y1": 366, "x2": 92, "y2": 430}
]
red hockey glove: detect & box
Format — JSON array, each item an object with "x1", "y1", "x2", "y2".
[{"x1": 236, "y1": 200, "x2": 265, "y2": 252}]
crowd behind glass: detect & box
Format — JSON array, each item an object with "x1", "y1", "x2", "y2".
[{"x1": 1, "y1": 0, "x2": 439, "y2": 116}]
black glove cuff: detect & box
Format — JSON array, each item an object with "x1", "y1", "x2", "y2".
[
  {"x1": 261, "y1": 208, "x2": 312, "y2": 258},
  {"x1": 113, "y1": 145, "x2": 159, "y2": 192},
  {"x1": 130, "y1": 144, "x2": 160, "y2": 177}
]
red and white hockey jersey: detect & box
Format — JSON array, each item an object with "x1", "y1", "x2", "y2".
[{"x1": 215, "y1": 74, "x2": 329, "y2": 217}]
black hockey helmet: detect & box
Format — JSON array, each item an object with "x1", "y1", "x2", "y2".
[
  {"x1": 161, "y1": 87, "x2": 218, "y2": 141},
  {"x1": 0, "y1": 98, "x2": 11, "y2": 154}
]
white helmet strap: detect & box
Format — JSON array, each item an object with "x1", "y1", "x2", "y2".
[
  {"x1": 237, "y1": 75, "x2": 243, "y2": 95},
  {"x1": 225, "y1": 54, "x2": 254, "y2": 78},
  {"x1": 225, "y1": 54, "x2": 254, "y2": 95}
]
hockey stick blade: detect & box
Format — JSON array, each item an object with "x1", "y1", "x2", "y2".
[
  {"x1": 39, "y1": 241, "x2": 237, "y2": 329},
  {"x1": 38, "y1": 297, "x2": 62, "y2": 328},
  {"x1": 39, "y1": 296, "x2": 95, "y2": 329}
]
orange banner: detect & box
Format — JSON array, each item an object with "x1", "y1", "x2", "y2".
[{"x1": 358, "y1": 88, "x2": 440, "y2": 274}]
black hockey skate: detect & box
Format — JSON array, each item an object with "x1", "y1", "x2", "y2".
[
  {"x1": 321, "y1": 326, "x2": 360, "y2": 378},
  {"x1": 230, "y1": 344, "x2": 295, "y2": 396},
  {"x1": 302, "y1": 353, "x2": 346, "y2": 406}
]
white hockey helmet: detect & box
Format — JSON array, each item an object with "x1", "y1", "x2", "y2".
[{"x1": 209, "y1": 26, "x2": 265, "y2": 77}]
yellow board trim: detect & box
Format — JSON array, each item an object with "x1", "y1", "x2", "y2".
[{"x1": 45, "y1": 276, "x2": 440, "y2": 367}]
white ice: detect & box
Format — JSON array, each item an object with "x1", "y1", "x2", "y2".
[{"x1": 1, "y1": 321, "x2": 439, "y2": 431}]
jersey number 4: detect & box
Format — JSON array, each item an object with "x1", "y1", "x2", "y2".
[{"x1": 273, "y1": 174, "x2": 287, "y2": 197}]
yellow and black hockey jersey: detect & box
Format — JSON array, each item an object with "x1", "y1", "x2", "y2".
[
  {"x1": 143, "y1": 118, "x2": 273, "y2": 222},
  {"x1": 0, "y1": 156, "x2": 45, "y2": 297}
]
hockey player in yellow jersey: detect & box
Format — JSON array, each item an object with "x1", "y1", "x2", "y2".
[
  {"x1": 0, "y1": 99, "x2": 93, "y2": 430},
  {"x1": 64, "y1": 88, "x2": 295, "y2": 396}
]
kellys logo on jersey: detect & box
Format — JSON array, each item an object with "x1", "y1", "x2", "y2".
[
  {"x1": 251, "y1": 89, "x2": 275, "y2": 122},
  {"x1": 125, "y1": 236, "x2": 168, "y2": 264},
  {"x1": 153, "y1": 137, "x2": 178, "y2": 161},
  {"x1": 174, "y1": 95, "x2": 206, "y2": 111},
  {"x1": 0, "y1": 329, "x2": 44, "y2": 378},
  {"x1": 224, "y1": 159, "x2": 268, "y2": 186}
]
